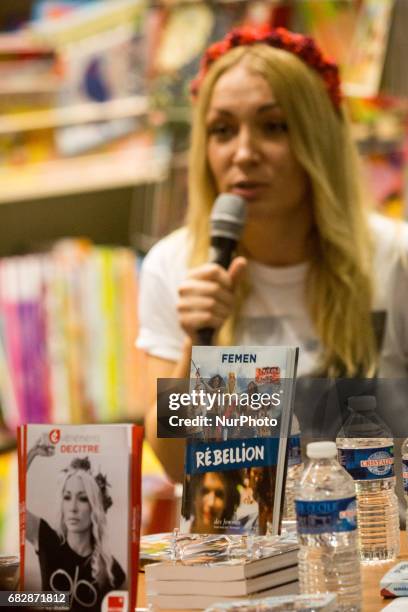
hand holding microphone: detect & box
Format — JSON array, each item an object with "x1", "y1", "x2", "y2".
[{"x1": 177, "y1": 194, "x2": 247, "y2": 345}]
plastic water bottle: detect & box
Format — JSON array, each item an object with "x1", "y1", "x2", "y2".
[
  {"x1": 336, "y1": 395, "x2": 399, "y2": 563},
  {"x1": 295, "y1": 441, "x2": 361, "y2": 612},
  {"x1": 401, "y1": 438, "x2": 408, "y2": 530},
  {"x1": 283, "y1": 414, "x2": 303, "y2": 523}
]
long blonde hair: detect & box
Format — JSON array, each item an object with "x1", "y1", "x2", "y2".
[
  {"x1": 56, "y1": 467, "x2": 115, "y2": 588},
  {"x1": 187, "y1": 44, "x2": 377, "y2": 377}
]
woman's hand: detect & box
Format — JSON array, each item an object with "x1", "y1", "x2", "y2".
[
  {"x1": 27, "y1": 433, "x2": 55, "y2": 475},
  {"x1": 35, "y1": 433, "x2": 55, "y2": 456},
  {"x1": 177, "y1": 256, "x2": 247, "y2": 343}
]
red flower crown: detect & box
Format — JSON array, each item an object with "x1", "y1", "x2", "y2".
[{"x1": 190, "y1": 25, "x2": 342, "y2": 111}]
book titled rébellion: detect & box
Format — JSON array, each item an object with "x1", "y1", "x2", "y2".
[
  {"x1": 17, "y1": 424, "x2": 143, "y2": 612},
  {"x1": 181, "y1": 345, "x2": 299, "y2": 536}
]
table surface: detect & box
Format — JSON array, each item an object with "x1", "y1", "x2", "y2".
[{"x1": 137, "y1": 532, "x2": 407, "y2": 612}]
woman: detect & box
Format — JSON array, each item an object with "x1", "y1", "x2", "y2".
[
  {"x1": 181, "y1": 470, "x2": 241, "y2": 534},
  {"x1": 138, "y1": 25, "x2": 408, "y2": 482},
  {"x1": 26, "y1": 436, "x2": 125, "y2": 612}
]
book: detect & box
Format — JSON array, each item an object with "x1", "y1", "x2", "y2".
[
  {"x1": 181, "y1": 346, "x2": 298, "y2": 535},
  {"x1": 145, "y1": 533, "x2": 298, "y2": 582},
  {"x1": 147, "y1": 565, "x2": 298, "y2": 597},
  {"x1": 147, "y1": 581, "x2": 299, "y2": 610},
  {"x1": 18, "y1": 423, "x2": 143, "y2": 612}
]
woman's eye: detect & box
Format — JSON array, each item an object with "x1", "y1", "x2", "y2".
[
  {"x1": 207, "y1": 124, "x2": 234, "y2": 139},
  {"x1": 79, "y1": 495, "x2": 89, "y2": 503},
  {"x1": 263, "y1": 121, "x2": 288, "y2": 135},
  {"x1": 63, "y1": 494, "x2": 71, "y2": 501}
]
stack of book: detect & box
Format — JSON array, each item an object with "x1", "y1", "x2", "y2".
[{"x1": 145, "y1": 534, "x2": 299, "y2": 610}]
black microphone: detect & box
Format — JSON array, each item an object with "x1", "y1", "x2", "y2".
[{"x1": 197, "y1": 193, "x2": 247, "y2": 346}]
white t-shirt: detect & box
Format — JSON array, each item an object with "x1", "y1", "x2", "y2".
[{"x1": 137, "y1": 213, "x2": 408, "y2": 377}]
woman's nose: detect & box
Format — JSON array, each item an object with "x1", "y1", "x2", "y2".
[
  {"x1": 233, "y1": 127, "x2": 260, "y2": 165},
  {"x1": 69, "y1": 498, "x2": 78, "y2": 512},
  {"x1": 207, "y1": 491, "x2": 216, "y2": 507}
]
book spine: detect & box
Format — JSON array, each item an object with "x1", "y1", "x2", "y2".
[
  {"x1": 0, "y1": 260, "x2": 25, "y2": 428},
  {"x1": 129, "y1": 425, "x2": 143, "y2": 612},
  {"x1": 17, "y1": 425, "x2": 27, "y2": 589}
]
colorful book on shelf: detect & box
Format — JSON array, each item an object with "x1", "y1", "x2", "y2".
[
  {"x1": 150, "y1": 2, "x2": 247, "y2": 109},
  {"x1": 116, "y1": 249, "x2": 142, "y2": 419},
  {"x1": 30, "y1": 0, "x2": 147, "y2": 45},
  {"x1": 299, "y1": 0, "x2": 358, "y2": 66},
  {"x1": 342, "y1": 0, "x2": 394, "y2": 98},
  {"x1": 99, "y1": 248, "x2": 120, "y2": 421},
  {"x1": 0, "y1": 450, "x2": 18, "y2": 553},
  {"x1": 0, "y1": 266, "x2": 22, "y2": 432},
  {"x1": 17, "y1": 256, "x2": 51, "y2": 424},
  {"x1": 18, "y1": 423, "x2": 143, "y2": 612},
  {"x1": 180, "y1": 346, "x2": 298, "y2": 536},
  {"x1": 0, "y1": 241, "x2": 142, "y2": 429}
]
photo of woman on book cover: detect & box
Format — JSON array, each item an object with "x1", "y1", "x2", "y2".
[
  {"x1": 181, "y1": 470, "x2": 242, "y2": 534},
  {"x1": 25, "y1": 434, "x2": 126, "y2": 612}
]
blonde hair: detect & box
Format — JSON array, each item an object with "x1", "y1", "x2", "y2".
[
  {"x1": 186, "y1": 44, "x2": 377, "y2": 377},
  {"x1": 56, "y1": 468, "x2": 115, "y2": 588}
]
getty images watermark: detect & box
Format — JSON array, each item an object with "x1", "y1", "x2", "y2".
[{"x1": 166, "y1": 388, "x2": 282, "y2": 429}]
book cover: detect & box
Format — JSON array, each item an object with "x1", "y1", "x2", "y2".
[
  {"x1": 18, "y1": 423, "x2": 143, "y2": 612},
  {"x1": 181, "y1": 346, "x2": 298, "y2": 536}
]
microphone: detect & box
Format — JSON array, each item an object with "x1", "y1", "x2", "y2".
[{"x1": 197, "y1": 193, "x2": 247, "y2": 346}]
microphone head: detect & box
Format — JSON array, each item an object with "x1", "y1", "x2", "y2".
[{"x1": 210, "y1": 194, "x2": 247, "y2": 241}]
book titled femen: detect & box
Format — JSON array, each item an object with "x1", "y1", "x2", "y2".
[
  {"x1": 17, "y1": 424, "x2": 143, "y2": 612},
  {"x1": 181, "y1": 346, "x2": 298, "y2": 536}
]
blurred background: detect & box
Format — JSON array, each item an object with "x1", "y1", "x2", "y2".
[{"x1": 0, "y1": 0, "x2": 407, "y2": 549}]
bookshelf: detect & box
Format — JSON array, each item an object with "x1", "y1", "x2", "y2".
[{"x1": 0, "y1": 145, "x2": 169, "y2": 205}]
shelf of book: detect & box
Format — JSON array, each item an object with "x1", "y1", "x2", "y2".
[
  {"x1": 0, "y1": 95, "x2": 149, "y2": 134},
  {"x1": 0, "y1": 145, "x2": 170, "y2": 204}
]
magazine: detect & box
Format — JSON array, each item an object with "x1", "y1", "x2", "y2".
[
  {"x1": 18, "y1": 423, "x2": 143, "y2": 612},
  {"x1": 181, "y1": 346, "x2": 298, "y2": 536}
]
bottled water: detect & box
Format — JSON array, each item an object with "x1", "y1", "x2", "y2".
[
  {"x1": 283, "y1": 414, "x2": 303, "y2": 522},
  {"x1": 336, "y1": 395, "x2": 399, "y2": 563},
  {"x1": 295, "y1": 441, "x2": 361, "y2": 612},
  {"x1": 401, "y1": 438, "x2": 408, "y2": 530}
]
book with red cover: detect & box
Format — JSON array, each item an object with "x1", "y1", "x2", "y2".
[{"x1": 18, "y1": 423, "x2": 143, "y2": 612}]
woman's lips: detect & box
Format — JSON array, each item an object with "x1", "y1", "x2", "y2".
[{"x1": 230, "y1": 183, "x2": 267, "y2": 201}]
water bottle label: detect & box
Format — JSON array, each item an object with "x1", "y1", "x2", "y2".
[
  {"x1": 295, "y1": 496, "x2": 357, "y2": 534},
  {"x1": 288, "y1": 435, "x2": 302, "y2": 467},
  {"x1": 402, "y1": 459, "x2": 408, "y2": 492},
  {"x1": 338, "y1": 446, "x2": 394, "y2": 480}
]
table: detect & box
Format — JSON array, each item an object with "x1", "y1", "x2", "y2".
[{"x1": 137, "y1": 532, "x2": 407, "y2": 612}]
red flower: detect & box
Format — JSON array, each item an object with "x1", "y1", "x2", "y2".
[{"x1": 190, "y1": 26, "x2": 342, "y2": 112}]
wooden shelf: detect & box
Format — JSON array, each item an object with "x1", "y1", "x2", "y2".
[
  {"x1": 0, "y1": 146, "x2": 169, "y2": 204},
  {"x1": 0, "y1": 95, "x2": 149, "y2": 134}
]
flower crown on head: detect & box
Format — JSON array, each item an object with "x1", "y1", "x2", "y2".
[
  {"x1": 64, "y1": 456, "x2": 113, "y2": 513},
  {"x1": 190, "y1": 25, "x2": 342, "y2": 111}
]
